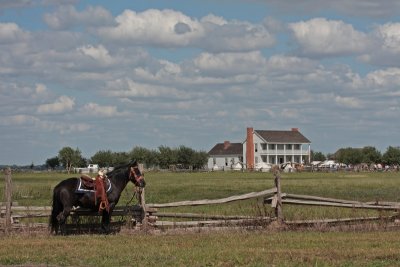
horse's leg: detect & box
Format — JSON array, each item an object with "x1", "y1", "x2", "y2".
[
  {"x1": 56, "y1": 206, "x2": 72, "y2": 235},
  {"x1": 101, "y1": 203, "x2": 116, "y2": 234},
  {"x1": 101, "y1": 211, "x2": 111, "y2": 234}
]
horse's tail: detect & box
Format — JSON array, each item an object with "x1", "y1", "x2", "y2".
[{"x1": 49, "y1": 187, "x2": 62, "y2": 234}]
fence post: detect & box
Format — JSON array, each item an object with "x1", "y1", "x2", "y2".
[
  {"x1": 273, "y1": 168, "x2": 283, "y2": 222},
  {"x1": 139, "y1": 188, "x2": 148, "y2": 227},
  {"x1": 4, "y1": 167, "x2": 12, "y2": 234},
  {"x1": 137, "y1": 164, "x2": 148, "y2": 228}
]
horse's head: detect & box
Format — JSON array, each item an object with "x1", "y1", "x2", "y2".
[{"x1": 129, "y1": 161, "x2": 146, "y2": 188}]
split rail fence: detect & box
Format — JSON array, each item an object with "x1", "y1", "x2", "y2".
[{"x1": 2, "y1": 168, "x2": 400, "y2": 233}]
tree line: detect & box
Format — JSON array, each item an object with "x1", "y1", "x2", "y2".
[
  {"x1": 311, "y1": 146, "x2": 400, "y2": 166},
  {"x1": 46, "y1": 145, "x2": 209, "y2": 172},
  {"x1": 46, "y1": 145, "x2": 400, "y2": 172}
]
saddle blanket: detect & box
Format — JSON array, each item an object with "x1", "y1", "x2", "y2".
[{"x1": 76, "y1": 179, "x2": 112, "y2": 193}]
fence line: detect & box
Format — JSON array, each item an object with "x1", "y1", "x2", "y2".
[{"x1": 2, "y1": 169, "x2": 400, "y2": 231}]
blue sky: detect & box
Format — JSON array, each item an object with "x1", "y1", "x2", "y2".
[{"x1": 1, "y1": 0, "x2": 400, "y2": 165}]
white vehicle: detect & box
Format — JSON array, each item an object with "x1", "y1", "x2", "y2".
[
  {"x1": 255, "y1": 162, "x2": 272, "y2": 172},
  {"x1": 87, "y1": 164, "x2": 99, "y2": 172},
  {"x1": 75, "y1": 164, "x2": 99, "y2": 174}
]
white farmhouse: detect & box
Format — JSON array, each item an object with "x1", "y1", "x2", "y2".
[
  {"x1": 208, "y1": 127, "x2": 311, "y2": 170},
  {"x1": 207, "y1": 141, "x2": 243, "y2": 171},
  {"x1": 243, "y1": 127, "x2": 311, "y2": 168}
]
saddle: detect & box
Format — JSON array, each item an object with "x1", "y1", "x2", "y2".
[
  {"x1": 80, "y1": 174, "x2": 95, "y2": 189},
  {"x1": 77, "y1": 175, "x2": 112, "y2": 193},
  {"x1": 77, "y1": 175, "x2": 111, "y2": 213}
]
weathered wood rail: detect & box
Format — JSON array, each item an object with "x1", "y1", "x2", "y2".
[
  {"x1": 146, "y1": 188, "x2": 277, "y2": 208},
  {"x1": 264, "y1": 193, "x2": 400, "y2": 210}
]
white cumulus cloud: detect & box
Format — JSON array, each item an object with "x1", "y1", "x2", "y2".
[
  {"x1": 335, "y1": 95, "x2": 363, "y2": 108},
  {"x1": 105, "y1": 78, "x2": 186, "y2": 99},
  {"x1": 97, "y1": 9, "x2": 203, "y2": 46},
  {"x1": 97, "y1": 8, "x2": 274, "y2": 52},
  {"x1": 193, "y1": 51, "x2": 266, "y2": 75},
  {"x1": 37, "y1": 95, "x2": 75, "y2": 114},
  {"x1": 81, "y1": 102, "x2": 126, "y2": 117},
  {"x1": 44, "y1": 5, "x2": 114, "y2": 30},
  {"x1": 289, "y1": 18, "x2": 369, "y2": 57},
  {"x1": 77, "y1": 44, "x2": 113, "y2": 65},
  {"x1": 0, "y1": 23, "x2": 29, "y2": 43}
]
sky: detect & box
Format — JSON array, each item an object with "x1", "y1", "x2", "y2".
[{"x1": 1, "y1": 0, "x2": 400, "y2": 165}]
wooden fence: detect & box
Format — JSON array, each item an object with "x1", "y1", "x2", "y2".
[
  {"x1": 2, "y1": 168, "x2": 400, "y2": 232},
  {"x1": 143, "y1": 169, "x2": 400, "y2": 229}
]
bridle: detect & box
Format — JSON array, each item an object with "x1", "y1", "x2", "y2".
[{"x1": 129, "y1": 165, "x2": 145, "y2": 187}]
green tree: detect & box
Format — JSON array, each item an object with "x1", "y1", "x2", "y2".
[
  {"x1": 111, "y1": 152, "x2": 130, "y2": 166},
  {"x1": 130, "y1": 146, "x2": 149, "y2": 164},
  {"x1": 361, "y1": 146, "x2": 382, "y2": 164},
  {"x1": 58, "y1": 147, "x2": 83, "y2": 173},
  {"x1": 158, "y1": 146, "x2": 177, "y2": 169},
  {"x1": 192, "y1": 151, "x2": 208, "y2": 170},
  {"x1": 335, "y1": 147, "x2": 363, "y2": 165},
  {"x1": 91, "y1": 150, "x2": 114, "y2": 167},
  {"x1": 145, "y1": 149, "x2": 160, "y2": 168},
  {"x1": 382, "y1": 146, "x2": 400, "y2": 165},
  {"x1": 46, "y1": 156, "x2": 60, "y2": 169},
  {"x1": 129, "y1": 146, "x2": 160, "y2": 168},
  {"x1": 311, "y1": 151, "x2": 326, "y2": 161},
  {"x1": 177, "y1": 145, "x2": 195, "y2": 169}
]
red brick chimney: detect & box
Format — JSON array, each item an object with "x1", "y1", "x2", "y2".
[
  {"x1": 291, "y1": 128, "x2": 299, "y2": 132},
  {"x1": 246, "y1": 127, "x2": 254, "y2": 170},
  {"x1": 223, "y1": 141, "x2": 230, "y2": 149}
]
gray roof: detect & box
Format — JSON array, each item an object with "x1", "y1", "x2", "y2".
[
  {"x1": 208, "y1": 142, "x2": 243, "y2": 156},
  {"x1": 254, "y1": 130, "x2": 311, "y2": 143}
]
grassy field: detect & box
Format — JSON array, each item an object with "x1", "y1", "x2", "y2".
[
  {"x1": 2, "y1": 170, "x2": 399, "y2": 219},
  {"x1": 1, "y1": 230, "x2": 400, "y2": 266},
  {"x1": 1, "y1": 170, "x2": 400, "y2": 266}
]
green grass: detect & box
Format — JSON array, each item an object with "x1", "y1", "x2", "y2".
[
  {"x1": 2, "y1": 170, "x2": 400, "y2": 266},
  {"x1": 1, "y1": 231, "x2": 400, "y2": 266}
]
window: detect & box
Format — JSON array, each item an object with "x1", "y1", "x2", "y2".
[
  {"x1": 294, "y1": 144, "x2": 301, "y2": 150},
  {"x1": 269, "y1": 156, "x2": 276, "y2": 164},
  {"x1": 225, "y1": 158, "x2": 228, "y2": 166},
  {"x1": 268, "y1": 144, "x2": 275, "y2": 150},
  {"x1": 286, "y1": 144, "x2": 292, "y2": 150},
  {"x1": 261, "y1": 143, "x2": 267, "y2": 150},
  {"x1": 213, "y1": 158, "x2": 216, "y2": 165},
  {"x1": 277, "y1": 144, "x2": 284, "y2": 150},
  {"x1": 254, "y1": 143, "x2": 258, "y2": 152}
]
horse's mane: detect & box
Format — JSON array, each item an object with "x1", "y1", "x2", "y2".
[{"x1": 106, "y1": 160, "x2": 137, "y2": 177}]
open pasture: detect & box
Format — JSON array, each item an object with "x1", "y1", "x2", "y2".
[
  {"x1": 2, "y1": 170, "x2": 400, "y2": 222},
  {"x1": 2, "y1": 170, "x2": 400, "y2": 266}
]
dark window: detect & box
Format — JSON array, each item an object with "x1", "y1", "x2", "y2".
[
  {"x1": 261, "y1": 143, "x2": 267, "y2": 150},
  {"x1": 269, "y1": 144, "x2": 275, "y2": 150}
]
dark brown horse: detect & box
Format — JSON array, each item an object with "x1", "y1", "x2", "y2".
[{"x1": 50, "y1": 160, "x2": 145, "y2": 234}]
